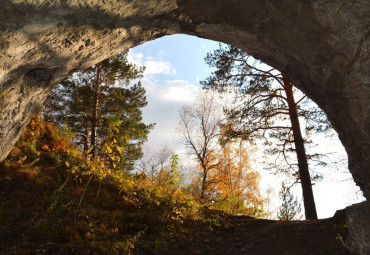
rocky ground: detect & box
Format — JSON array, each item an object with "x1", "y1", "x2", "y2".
[
  {"x1": 0, "y1": 165, "x2": 356, "y2": 255},
  {"x1": 134, "y1": 209, "x2": 354, "y2": 255}
]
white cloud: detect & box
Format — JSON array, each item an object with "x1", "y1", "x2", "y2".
[
  {"x1": 127, "y1": 51, "x2": 144, "y2": 66},
  {"x1": 127, "y1": 50, "x2": 191, "y2": 152},
  {"x1": 128, "y1": 50, "x2": 176, "y2": 77},
  {"x1": 160, "y1": 80, "x2": 199, "y2": 103},
  {"x1": 144, "y1": 60, "x2": 176, "y2": 76},
  {"x1": 140, "y1": 79, "x2": 201, "y2": 153}
]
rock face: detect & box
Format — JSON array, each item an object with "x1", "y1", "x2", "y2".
[
  {"x1": 0, "y1": 0, "x2": 369, "y2": 253},
  {"x1": 346, "y1": 202, "x2": 370, "y2": 254}
]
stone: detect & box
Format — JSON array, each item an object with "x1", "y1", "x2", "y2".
[
  {"x1": 0, "y1": 0, "x2": 369, "y2": 253},
  {"x1": 346, "y1": 202, "x2": 370, "y2": 255}
]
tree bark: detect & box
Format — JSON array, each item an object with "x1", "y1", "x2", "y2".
[
  {"x1": 82, "y1": 124, "x2": 89, "y2": 159},
  {"x1": 90, "y1": 63, "x2": 102, "y2": 158},
  {"x1": 200, "y1": 162, "x2": 207, "y2": 200},
  {"x1": 283, "y1": 76, "x2": 318, "y2": 220}
]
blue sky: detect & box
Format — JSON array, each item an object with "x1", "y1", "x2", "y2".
[
  {"x1": 130, "y1": 34, "x2": 219, "y2": 84},
  {"x1": 128, "y1": 34, "x2": 364, "y2": 219},
  {"x1": 128, "y1": 34, "x2": 219, "y2": 153}
]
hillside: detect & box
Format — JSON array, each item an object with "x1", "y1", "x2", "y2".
[
  {"x1": 0, "y1": 164, "x2": 354, "y2": 255},
  {"x1": 0, "y1": 115, "x2": 356, "y2": 255}
]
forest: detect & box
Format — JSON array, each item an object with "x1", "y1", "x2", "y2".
[{"x1": 0, "y1": 47, "x2": 354, "y2": 254}]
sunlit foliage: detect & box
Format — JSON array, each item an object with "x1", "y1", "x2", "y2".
[{"x1": 0, "y1": 114, "x2": 202, "y2": 254}]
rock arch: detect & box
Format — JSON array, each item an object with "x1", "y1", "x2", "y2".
[{"x1": 0, "y1": 0, "x2": 369, "y2": 253}]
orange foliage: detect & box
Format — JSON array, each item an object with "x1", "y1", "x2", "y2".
[
  {"x1": 8, "y1": 112, "x2": 82, "y2": 165},
  {"x1": 206, "y1": 142, "x2": 263, "y2": 208}
]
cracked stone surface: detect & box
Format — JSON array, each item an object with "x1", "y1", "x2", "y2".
[{"x1": 0, "y1": 0, "x2": 369, "y2": 253}]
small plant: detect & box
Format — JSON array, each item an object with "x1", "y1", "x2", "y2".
[
  {"x1": 113, "y1": 227, "x2": 148, "y2": 255},
  {"x1": 170, "y1": 154, "x2": 181, "y2": 189},
  {"x1": 210, "y1": 194, "x2": 264, "y2": 217},
  {"x1": 277, "y1": 182, "x2": 302, "y2": 221}
]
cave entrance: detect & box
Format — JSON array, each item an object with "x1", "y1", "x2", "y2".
[
  {"x1": 124, "y1": 34, "x2": 365, "y2": 220},
  {"x1": 40, "y1": 33, "x2": 365, "y2": 220},
  {"x1": 0, "y1": 1, "x2": 368, "y2": 252}
]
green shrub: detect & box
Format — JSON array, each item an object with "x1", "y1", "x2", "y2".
[{"x1": 210, "y1": 194, "x2": 263, "y2": 217}]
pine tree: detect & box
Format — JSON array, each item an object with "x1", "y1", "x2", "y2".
[
  {"x1": 201, "y1": 44, "x2": 333, "y2": 219},
  {"x1": 43, "y1": 52, "x2": 154, "y2": 171},
  {"x1": 277, "y1": 183, "x2": 302, "y2": 221}
]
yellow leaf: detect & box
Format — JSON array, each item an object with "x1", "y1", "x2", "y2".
[
  {"x1": 65, "y1": 161, "x2": 70, "y2": 167},
  {"x1": 86, "y1": 146, "x2": 94, "y2": 153},
  {"x1": 116, "y1": 145, "x2": 124, "y2": 154},
  {"x1": 102, "y1": 144, "x2": 112, "y2": 154}
]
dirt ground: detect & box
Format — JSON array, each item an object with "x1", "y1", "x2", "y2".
[
  {"x1": 0, "y1": 164, "x2": 356, "y2": 255},
  {"x1": 136, "y1": 209, "x2": 355, "y2": 255}
]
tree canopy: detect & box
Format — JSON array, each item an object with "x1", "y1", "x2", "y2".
[
  {"x1": 43, "y1": 52, "x2": 154, "y2": 171},
  {"x1": 201, "y1": 44, "x2": 335, "y2": 219}
]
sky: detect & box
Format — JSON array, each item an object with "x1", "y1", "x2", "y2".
[{"x1": 127, "y1": 34, "x2": 365, "y2": 219}]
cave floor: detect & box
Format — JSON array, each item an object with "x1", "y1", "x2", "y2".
[
  {"x1": 0, "y1": 163, "x2": 356, "y2": 255},
  {"x1": 135, "y1": 209, "x2": 354, "y2": 255}
]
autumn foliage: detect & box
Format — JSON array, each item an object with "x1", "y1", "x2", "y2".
[
  {"x1": 211, "y1": 144, "x2": 261, "y2": 201},
  {"x1": 7, "y1": 112, "x2": 82, "y2": 169},
  {"x1": 0, "y1": 94, "x2": 265, "y2": 253},
  {"x1": 0, "y1": 114, "x2": 201, "y2": 254},
  {"x1": 198, "y1": 142, "x2": 264, "y2": 216}
]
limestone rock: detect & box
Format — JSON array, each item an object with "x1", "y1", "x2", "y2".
[
  {"x1": 346, "y1": 202, "x2": 370, "y2": 254},
  {"x1": 0, "y1": 0, "x2": 369, "y2": 253}
]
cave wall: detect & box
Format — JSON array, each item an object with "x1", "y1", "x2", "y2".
[{"x1": 0, "y1": 0, "x2": 369, "y2": 253}]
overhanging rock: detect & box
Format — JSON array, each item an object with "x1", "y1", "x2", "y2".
[{"x1": 0, "y1": 0, "x2": 369, "y2": 253}]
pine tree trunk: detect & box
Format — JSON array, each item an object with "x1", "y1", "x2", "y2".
[
  {"x1": 200, "y1": 163, "x2": 207, "y2": 200},
  {"x1": 283, "y1": 76, "x2": 318, "y2": 220},
  {"x1": 83, "y1": 124, "x2": 89, "y2": 158},
  {"x1": 90, "y1": 63, "x2": 101, "y2": 158}
]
